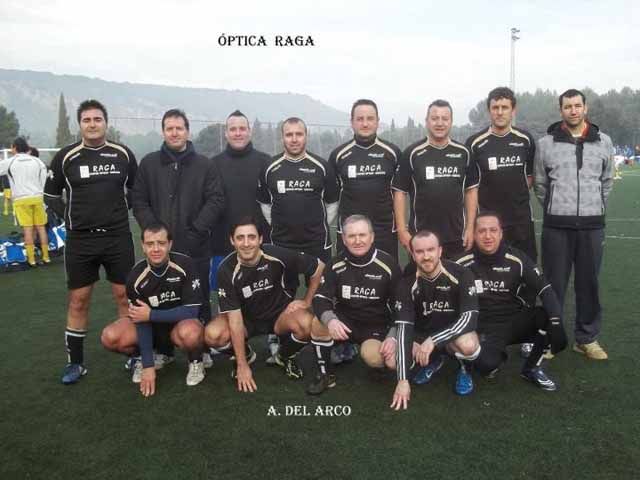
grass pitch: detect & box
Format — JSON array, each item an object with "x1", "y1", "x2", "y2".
[{"x1": 1, "y1": 166, "x2": 639, "y2": 479}]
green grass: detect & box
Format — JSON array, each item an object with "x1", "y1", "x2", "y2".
[{"x1": 1, "y1": 165, "x2": 639, "y2": 479}]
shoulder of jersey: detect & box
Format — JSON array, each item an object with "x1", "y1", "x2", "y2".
[
  {"x1": 448, "y1": 138, "x2": 471, "y2": 155},
  {"x1": 503, "y1": 245, "x2": 529, "y2": 264},
  {"x1": 262, "y1": 243, "x2": 291, "y2": 260},
  {"x1": 466, "y1": 127, "x2": 492, "y2": 149},
  {"x1": 442, "y1": 258, "x2": 468, "y2": 277},
  {"x1": 403, "y1": 137, "x2": 430, "y2": 156},
  {"x1": 169, "y1": 251, "x2": 194, "y2": 266},
  {"x1": 331, "y1": 139, "x2": 356, "y2": 157},
  {"x1": 510, "y1": 125, "x2": 534, "y2": 141},
  {"x1": 130, "y1": 257, "x2": 148, "y2": 273},
  {"x1": 375, "y1": 249, "x2": 399, "y2": 269},
  {"x1": 305, "y1": 150, "x2": 328, "y2": 164},
  {"x1": 54, "y1": 141, "x2": 83, "y2": 159},
  {"x1": 453, "y1": 251, "x2": 476, "y2": 266},
  {"x1": 105, "y1": 140, "x2": 135, "y2": 158}
]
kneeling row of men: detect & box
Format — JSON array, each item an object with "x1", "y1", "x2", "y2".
[{"x1": 101, "y1": 211, "x2": 567, "y2": 409}]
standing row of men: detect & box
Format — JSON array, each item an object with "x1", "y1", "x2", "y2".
[{"x1": 45, "y1": 86, "x2": 612, "y2": 395}]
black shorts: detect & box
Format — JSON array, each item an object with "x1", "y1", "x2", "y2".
[
  {"x1": 337, "y1": 228, "x2": 398, "y2": 264},
  {"x1": 502, "y1": 222, "x2": 537, "y2": 263},
  {"x1": 477, "y1": 307, "x2": 547, "y2": 354},
  {"x1": 340, "y1": 316, "x2": 389, "y2": 344},
  {"x1": 151, "y1": 322, "x2": 178, "y2": 347},
  {"x1": 64, "y1": 231, "x2": 135, "y2": 289},
  {"x1": 244, "y1": 301, "x2": 292, "y2": 338}
]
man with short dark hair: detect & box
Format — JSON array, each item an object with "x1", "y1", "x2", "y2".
[
  {"x1": 204, "y1": 217, "x2": 324, "y2": 393},
  {"x1": 534, "y1": 89, "x2": 614, "y2": 360},
  {"x1": 393, "y1": 100, "x2": 478, "y2": 262},
  {"x1": 0, "y1": 137, "x2": 49, "y2": 266},
  {"x1": 456, "y1": 212, "x2": 567, "y2": 391},
  {"x1": 132, "y1": 108, "x2": 225, "y2": 330},
  {"x1": 466, "y1": 87, "x2": 537, "y2": 261},
  {"x1": 329, "y1": 99, "x2": 402, "y2": 261},
  {"x1": 101, "y1": 223, "x2": 206, "y2": 394},
  {"x1": 258, "y1": 117, "x2": 339, "y2": 265},
  {"x1": 390, "y1": 230, "x2": 481, "y2": 410},
  {"x1": 45, "y1": 99, "x2": 138, "y2": 384},
  {"x1": 307, "y1": 214, "x2": 402, "y2": 395}
]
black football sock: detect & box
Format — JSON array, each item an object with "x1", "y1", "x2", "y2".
[
  {"x1": 311, "y1": 338, "x2": 334, "y2": 375},
  {"x1": 65, "y1": 327, "x2": 87, "y2": 364},
  {"x1": 279, "y1": 333, "x2": 308, "y2": 358}
]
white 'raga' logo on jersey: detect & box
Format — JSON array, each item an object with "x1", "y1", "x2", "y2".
[
  {"x1": 499, "y1": 155, "x2": 522, "y2": 165},
  {"x1": 484, "y1": 280, "x2": 506, "y2": 289},
  {"x1": 360, "y1": 164, "x2": 382, "y2": 173},
  {"x1": 92, "y1": 164, "x2": 120, "y2": 174},
  {"x1": 353, "y1": 287, "x2": 376, "y2": 296},
  {"x1": 509, "y1": 142, "x2": 524, "y2": 147},
  {"x1": 437, "y1": 166, "x2": 459, "y2": 175},
  {"x1": 288, "y1": 180, "x2": 311, "y2": 188},
  {"x1": 445, "y1": 153, "x2": 463, "y2": 158}
]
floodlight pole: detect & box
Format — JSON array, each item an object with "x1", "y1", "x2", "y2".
[{"x1": 510, "y1": 27, "x2": 520, "y2": 92}]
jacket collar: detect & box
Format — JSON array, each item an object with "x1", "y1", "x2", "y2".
[
  {"x1": 547, "y1": 121, "x2": 601, "y2": 144},
  {"x1": 161, "y1": 141, "x2": 195, "y2": 164}
]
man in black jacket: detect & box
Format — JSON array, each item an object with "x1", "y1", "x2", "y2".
[
  {"x1": 210, "y1": 110, "x2": 271, "y2": 268},
  {"x1": 132, "y1": 109, "x2": 225, "y2": 326}
]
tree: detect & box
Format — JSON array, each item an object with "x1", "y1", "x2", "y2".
[
  {"x1": 106, "y1": 126, "x2": 122, "y2": 143},
  {"x1": 55, "y1": 93, "x2": 74, "y2": 147},
  {"x1": 0, "y1": 105, "x2": 20, "y2": 148},
  {"x1": 193, "y1": 123, "x2": 225, "y2": 157}
]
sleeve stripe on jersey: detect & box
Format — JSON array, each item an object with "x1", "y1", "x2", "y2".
[
  {"x1": 455, "y1": 253, "x2": 474, "y2": 265},
  {"x1": 510, "y1": 127, "x2": 532, "y2": 146},
  {"x1": 505, "y1": 253, "x2": 524, "y2": 277},
  {"x1": 431, "y1": 310, "x2": 476, "y2": 345},
  {"x1": 184, "y1": 303, "x2": 202, "y2": 307},
  {"x1": 167, "y1": 261, "x2": 187, "y2": 277},
  {"x1": 231, "y1": 261, "x2": 242, "y2": 284},
  {"x1": 105, "y1": 141, "x2": 131, "y2": 162},
  {"x1": 62, "y1": 144, "x2": 84, "y2": 168},
  {"x1": 409, "y1": 140, "x2": 430, "y2": 171},
  {"x1": 314, "y1": 293, "x2": 333, "y2": 301},
  {"x1": 134, "y1": 265, "x2": 151, "y2": 294},
  {"x1": 375, "y1": 138, "x2": 398, "y2": 161},
  {"x1": 397, "y1": 322, "x2": 407, "y2": 380},
  {"x1": 305, "y1": 153, "x2": 327, "y2": 175},
  {"x1": 538, "y1": 283, "x2": 552, "y2": 296},
  {"x1": 218, "y1": 308, "x2": 241, "y2": 314},
  {"x1": 469, "y1": 128, "x2": 492, "y2": 150},
  {"x1": 265, "y1": 155, "x2": 287, "y2": 177},
  {"x1": 440, "y1": 265, "x2": 459, "y2": 285},
  {"x1": 332, "y1": 260, "x2": 346, "y2": 271},
  {"x1": 373, "y1": 257, "x2": 392, "y2": 277},
  {"x1": 336, "y1": 140, "x2": 356, "y2": 162}
]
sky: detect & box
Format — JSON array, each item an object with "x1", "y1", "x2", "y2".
[{"x1": 1, "y1": 0, "x2": 638, "y2": 125}]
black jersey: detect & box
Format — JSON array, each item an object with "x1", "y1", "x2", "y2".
[
  {"x1": 394, "y1": 259, "x2": 478, "y2": 380},
  {"x1": 455, "y1": 244, "x2": 560, "y2": 321},
  {"x1": 126, "y1": 252, "x2": 202, "y2": 311},
  {"x1": 313, "y1": 248, "x2": 401, "y2": 330},
  {"x1": 44, "y1": 140, "x2": 137, "y2": 232},
  {"x1": 257, "y1": 152, "x2": 339, "y2": 251},
  {"x1": 330, "y1": 136, "x2": 401, "y2": 233},
  {"x1": 466, "y1": 127, "x2": 536, "y2": 226},
  {"x1": 392, "y1": 138, "x2": 477, "y2": 243},
  {"x1": 217, "y1": 244, "x2": 319, "y2": 325}
]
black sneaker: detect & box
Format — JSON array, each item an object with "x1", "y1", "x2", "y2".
[
  {"x1": 306, "y1": 373, "x2": 337, "y2": 395},
  {"x1": 274, "y1": 353, "x2": 304, "y2": 380},
  {"x1": 520, "y1": 366, "x2": 557, "y2": 391}
]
